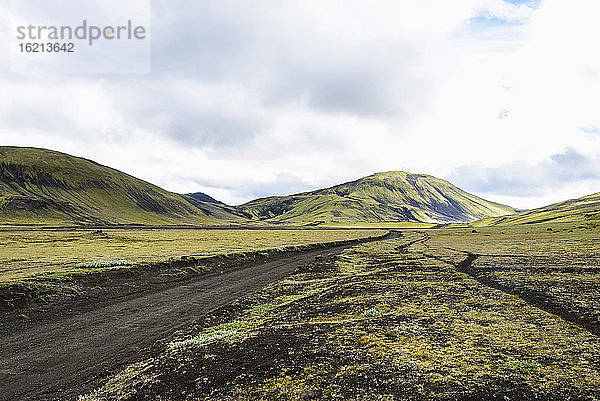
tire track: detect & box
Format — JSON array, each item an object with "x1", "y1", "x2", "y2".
[
  {"x1": 411, "y1": 231, "x2": 599, "y2": 337},
  {"x1": 453, "y1": 252, "x2": 600, "y2": 337}
]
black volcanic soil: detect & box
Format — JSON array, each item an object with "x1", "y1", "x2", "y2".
[
  {"x1": 3, "y1": 229, "x2": 600, "y2": 401},
  {"x1": 0, "y1": 235, "x2": 391, "y2": 401},
  {"x1": 75, "y1": 231, "x2": 600, "y2": 401}
]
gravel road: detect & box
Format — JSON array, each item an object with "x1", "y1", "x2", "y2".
[{"x1": 0, "y1": 242, "x2": 363, "y2": 401}]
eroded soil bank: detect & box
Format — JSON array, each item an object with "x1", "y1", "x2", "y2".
[{"x1": 0, "y1": 232, "x2": 389, "y2": 326}]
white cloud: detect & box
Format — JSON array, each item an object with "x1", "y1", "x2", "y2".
[
  {"x1": 478, "y1": 0, "x2": 536, "y2": 22},
  {"x1": 1, "y1": 0, "x2": 598, "y2": 207}
]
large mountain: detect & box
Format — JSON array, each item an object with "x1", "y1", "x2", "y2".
[
  {"x1": 477, "y1": 192, "x2": 600, "y2": 226},
  {"x1": 0, "y1": 147, "x2": 246, "y2": 225},
  {"x1": 240, "y1": 171, "x2": 517, "y2": 224}
]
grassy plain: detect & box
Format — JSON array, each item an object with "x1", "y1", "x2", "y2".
[
  {"x1": 81, "y1": 223, "x2": 600, "y2": 400},
  {"x1": 0, "y1": 228, "x2": 385, "y2": 282}
]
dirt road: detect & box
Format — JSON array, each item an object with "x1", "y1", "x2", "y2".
[{"x1": 0, "y1": 242, "x2": 364, "y2": 401}]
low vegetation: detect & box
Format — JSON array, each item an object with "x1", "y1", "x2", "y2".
[
  {"x1": 80, "y1": 224, "x2": 600, "y2": 400},
  {"x1": 428, "y1": 223, "x2": 600, "y2": 336},
  {"x1": 0, "y1": 228, "x2": 385, "y2": 282},
  {"x1": 74, "y1": 259, "x2": 133, "y2": 269}
]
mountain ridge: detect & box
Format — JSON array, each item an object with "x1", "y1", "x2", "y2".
[
  {"x1": 0, "y1": 146, "x2": 519, "y2": 226},
  {"x1": 474, "y1": 191, "x2": 600, "y2": 226},
  {"x1": 0, "y1": 146, "x2": 245, "y2": 225},
  {"x1": 240, "y1": 171, "x2": 517, "y2": 224}
]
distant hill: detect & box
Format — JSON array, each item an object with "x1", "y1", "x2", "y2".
[
  {"x1": 239, "y1": 171, "x2": 517, "y2": 224},
  {"x1": 475, "y1": 192, "x2": 600, "y2": 226},
  {"x1": 0, "y1": 147, "x2": 245, "y2": 225},
  {"x1": 0, "y1": 147, "x2": 520, "y2": 226},
  {"x1": 186, "y1": 192, "x2": 224, "y2": 204}
]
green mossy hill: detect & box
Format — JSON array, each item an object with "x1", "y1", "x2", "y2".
[
  {"x1": 186, "y1": 192, "x2": 224, "y2": 204},
  {"x1": 0, "y1": 147, "x2": 245, "y2": 225},
  {"x1": 240, "y1": 171, "x2": 517, "y2": 224},
  {"x1": 0, "y1": 148, "x2": 519, "y2": 226},
  {"x1": 476, "y1": 192, "x2": 600, "y2": 226}
]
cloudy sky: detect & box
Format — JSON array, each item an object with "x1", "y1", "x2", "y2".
[{"x1": 1, "y1": 0, "x2": 600, "y2": 208}]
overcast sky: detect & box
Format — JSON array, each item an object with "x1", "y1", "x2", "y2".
[{"x1": 1, "y1": 0, "x2": 600, "y2": 208}]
